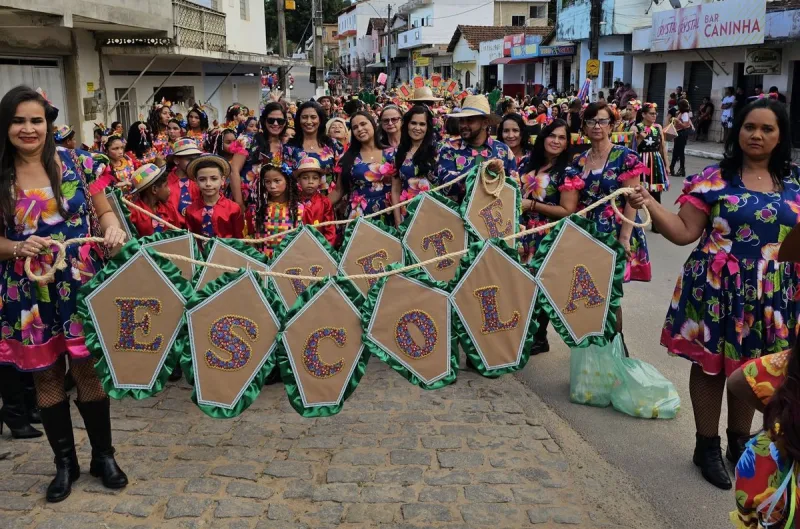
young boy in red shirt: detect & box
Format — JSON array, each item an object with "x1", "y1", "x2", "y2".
[
  {"x1": 295, "y1": 157, "x2": 335, "y2": 246},
  {"x1": 127, "y1": 163, "x2": 186, "y2": 237},
  {"x1": 184, "y1": 155, "x2": 244, "y2": 239}
]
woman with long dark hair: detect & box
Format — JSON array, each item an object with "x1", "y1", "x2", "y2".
[
  {"x1": 147, "y1": 103, "x2": 173, "y2": 158},
  {"x1": 518, "y1": 119, "x2": 581, "y2": 354},
  {"x1": 286, "y1": 101, "x2": 343, "y2": 194},
  {"x1": 628, "y1": 98, "x2": 800, "y2": 490},
  {"x1": 391, "y1": 105, "x2": 438, "y2": 227},
  {"x1": 238, "y1": 102, "x2": 289, "y2": 213},
  {"x1": 497, "y1": 113, "x2": 532, "y2": 169},
  {"x1": 125, "y1": 121, "x2": 157, "y2": 167},
  {"x1": 0, "y1": 86, "x2": 128, "y2": 502},
  {"x1": 634, "y1": 102, "x2": 669, "y2": 208},
  {"x1": 379, "y1": 104, "x2": 403, "y2": 148},
  {"x1": 185, "y1": 105, "x2": 209, "y2": 147},
  {"x1": 670, "y1": 98, "x2": 692, "y2": 177},
  {"x1": 329, "y1": 111, "x2": 395, "y2": 222}
]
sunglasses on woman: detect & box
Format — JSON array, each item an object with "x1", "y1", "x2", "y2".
[
  {"x1": 381, "y1": 117, "x2": 401, "y2": 125},
  {"x1": 266, "y1": 117, "x2": 286, "y2": 125}
]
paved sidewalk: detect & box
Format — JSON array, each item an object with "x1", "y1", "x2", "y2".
[{"x1": 0, "y1": 361, "x2": 660, "y2": 529}]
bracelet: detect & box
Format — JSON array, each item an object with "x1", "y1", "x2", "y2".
[{"x1": 12, "y1": 242, "x2": 19, "y2": 260}]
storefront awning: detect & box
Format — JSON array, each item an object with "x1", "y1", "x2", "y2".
[
  {"x1": 508, "y1": 57, "x2": 542, "y2": 64},
  {"x1": 366, "y1": 62, "x2": 386, "y2": 69},
  {"x1": 490, "y1": 57, "x2": 513, "y2": 65}
]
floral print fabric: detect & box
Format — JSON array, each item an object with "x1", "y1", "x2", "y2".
[
  {"x1": 435, "y1": 137, "x2": 516, "y2": 204},
  {"x1": 286, "y1": 141, "x2": 344, "y2": 194},
  {"x1": 662, "y1": 164, "x2": 800, "y2": 376},
  {"x1": 343, "y1": 149, "x2": 396, "y2": 221},
  {"x1": 397, "y1": 155, "x2": 438, "y2": 202},
  {"x1": 732, "y1": 430, "x2": 791, "y2": 529},
  {"x1": 0, "y1": 149, "x2": 105, "y2": 371}
]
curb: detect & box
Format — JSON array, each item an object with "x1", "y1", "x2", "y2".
[{"x1": 665, "y1": 143, "x2": 724, "y2": 161}]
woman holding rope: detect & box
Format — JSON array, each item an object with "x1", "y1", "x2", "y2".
[
  {"x1": 0, "y1": 86, "x2": 128, "y2": 502},
  {"x1": 629, "y1": 98, "x2": 800, "y2": 491}
]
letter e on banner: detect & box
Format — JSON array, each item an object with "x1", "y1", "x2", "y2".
[{"x1": 465, "y1": 179, "x2": 518, "y2": 241}]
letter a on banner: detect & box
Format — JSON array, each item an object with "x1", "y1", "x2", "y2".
[{"x1": 269, "y1": 226, "x2": 339, "y2": 310}]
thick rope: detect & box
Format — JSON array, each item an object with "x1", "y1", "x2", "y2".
[{"x1": 24, "y1": 186, "x2": 650, "y2": 284}]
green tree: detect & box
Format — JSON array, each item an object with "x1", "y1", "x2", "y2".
[{"x1": 264, "y1": 0, "x2": 350, "y2": 53}]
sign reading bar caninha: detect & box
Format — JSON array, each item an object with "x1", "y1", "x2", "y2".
[{"x1": 651, "y1": 0, "x2": 765, "y2": 52}]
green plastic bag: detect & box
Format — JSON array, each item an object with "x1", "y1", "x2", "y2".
[
  {"x1": 569, "y1": 335, "x2": 624, "y2": 408},
  {"x1": 611, "y1": 357, "x2": 680, "y2": 419}
]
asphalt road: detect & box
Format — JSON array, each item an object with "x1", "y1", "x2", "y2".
[{"x1": 519, "y1": 154, "x2": 749, "y2": 529}]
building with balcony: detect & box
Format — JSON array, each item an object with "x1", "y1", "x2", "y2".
[
  {"x1": 0, "y1": 0, "x2": 287, "y2": 143},
  {"x1": 336, "y1": 0, "x2": 392, "y2": 88}
]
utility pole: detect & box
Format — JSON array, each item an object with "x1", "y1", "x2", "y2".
[
  {"x1": 277, "y1": 0, "x2": 289, "y2": 99},
  {"x1": 386, "y1": 4, "x2": 392, "y2": 88},
  {"x1": 312, "y1": 0, "x2": 325, "y2": 97},
  {"x1": 588, "y1": 0, "x2": 602, "y2": 98}
]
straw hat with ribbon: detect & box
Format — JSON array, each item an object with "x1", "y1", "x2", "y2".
[
  {"x1": 447, "y1": 95, "x2": 500, "y2": 123},
  {"x1": 186, "y1": 154, "x2": 231, "y2": 180},
  {"x1": 294, "y1": 157, "x2": 323, "y2": 178},
  {"x1": 409, "y1": 86, "x2": 443, "y2": 102},
  {"x1": 169, "y1": 138, "x2": 203, "y2": 159},
  {"x1": 130, "y1": 163, "x2": 167, "y2": 194},
  {"x1": 53, "y1": 125, "x2": 75, "y2": 142}
]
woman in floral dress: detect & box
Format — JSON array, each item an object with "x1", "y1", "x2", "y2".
[
  {"x1": 147, "y1": 103, "x2": 173, "y2": 158},
  {"x1": 240, "y1": 102, "x2": 289, "y2": 213},
  {"x1": 286, "y1": 101, "x2": 343, "y2": 195},
  {"x1": 629, "y1": 98, "x2": 800, "y2": 491},
  {"x1": 330, "y1": 111, "x2": 395, "y2": 222},
  {"x1": 0, "y1": 86, "x2": 128, "y2": 502},
  {"x1": 185, "y1": 105, "x2": 209, "y2": 149},
  {"x1": 391, "y1": 105, "x2": 438, "y2": 227}
]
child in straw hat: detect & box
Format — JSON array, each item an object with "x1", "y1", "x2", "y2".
[
  {"x1": 166, "y1": 138, "x2": 203, "y2": 217},
  {"x1": 296, "y1": 157, "x2": 335, "y2": 246},
  {"x1": 126, "y1": 163, "x2": 186, "y2": 237},
  {"x1": 184, "y1": 155, "x2": 243, "y2": 240}
]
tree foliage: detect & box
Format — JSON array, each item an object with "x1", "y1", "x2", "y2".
[{"x1": 264, "y1": 0, "x2": 350, "y2": 53}]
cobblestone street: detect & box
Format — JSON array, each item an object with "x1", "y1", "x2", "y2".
[{"x1": 0, "y1": 361, "x2": 659, "y2": 529}]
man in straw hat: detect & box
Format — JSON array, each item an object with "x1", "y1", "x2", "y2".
[
  {"x1": 126, "y1": 163, "x2": 186, "y2": 237},
  {"x1": 435, "y1": 94, "x2": 517, "y2": 204}
]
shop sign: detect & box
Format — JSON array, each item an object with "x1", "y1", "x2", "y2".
[
  {"x1": 744, "y1": 48, "x2": 782, "y2": 75},
  {"x1": 651, "y1": 0, "x2": 765, "y2": 51},
  {"x1": 538, "y1": 45, "x2": 576, "y2": 57},
  {"x1": 510, "y1": 37, "x2": 541, "y2": 60},
  {"x1": 480, "y1": 39, "x2": 504, "y2": 66},
  {"x1": 413, "y1": 51, "x2": 430, "y2": 67},
  {"x1": 503, "y1": 34, "x2": 525, "y2": 57}
]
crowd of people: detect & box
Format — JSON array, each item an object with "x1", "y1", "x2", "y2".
[{"x1": 0, "y1": 79, "x2": 799, "y2": 529}]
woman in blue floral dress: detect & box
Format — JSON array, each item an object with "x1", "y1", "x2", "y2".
[
  {"x1": 330, "y1": 111, "x2": 396, "y2": 224},
  {"x1": 391, "y1": 105, "x2": 439, "y2": 227},
  {"x1": 285, "y1": 101, "x2": 343, "y2": 194},
  {"x1": 629, "y1": 98, "x2": 800, "y2": 491},
  {"x1": 0, "y1": 86, "x2": 128, "y2": 502}
]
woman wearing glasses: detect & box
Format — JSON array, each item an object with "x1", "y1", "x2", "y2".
[
  {"x1": 286, "y1": 101, "x2": 343, "y2": 195},
  {"x1": 237, "y1": 102, "x2": 290, "y2": 208},
  {"x1": 379, "y1": 105, "x2": 403, "y2": 149}
]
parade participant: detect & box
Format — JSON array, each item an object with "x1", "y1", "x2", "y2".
[
  {"x1": 379, "y1": 104, "x2": 403, "y2": 149},
  {"x1": 125, "y1": 122, "x2": 157, "y2": 168},
  {"x1": 185, "y1": 155, "x2": 243, "y2": 239},
  {"x1": 110, "y1": 121, "x2": 124, "y2": 137},
  {"x1": 0, "y1": 86, "x2": 128, "y2": 501},
  {"x1": 409, "y1": 87, "x2": 444, "y2": 140},
  {"x1": 205, "y1": 127, "x2": 247, "y2": 209},
  {"x1": 53, "y1": 125, "x2": 76, "y2": 150},
  {"x1": 185, "y1": 105, "x2": 209, "y2": 147},
  {"x1": 567, "y1": 99, "x2": 582, "y2": 135},
  {"x1": 518, "y1": 119, "x2": 580, "y2": 352},
  {"x1": 161, "y1": 118, "x2": 183, "y2": 158},
  {"x1": 90, "y1": 124, "x2": 105, "y2": 152},
  {"x1": 295, "y1": 157, "x2": 335, "y2": 246},
  {"x1": 670, "y1": 99, "x2": 692, "y2": 177},
  {"x1": 627, "y1": 98, "x2": 799, "y2": 490},
  {"x1": 326, "y1": 117, "x2": 349, "y2": 148},
  {"x1": 126, "y1": 163, "x2": 185, "y2": 236},
  {"x1": 147, "y1": 103, "x2": 173, "y2": 158},
  {"x1": 166, "y1": 138, "x2": 202, "y2": 217},
  {"x1": 248, "y1": 162, "x2": 301, "y2": 258},
  {"x1": 437, "y1": 94, "x2": 515, "y2": 204},
  {"x1": 224, "y1": 103, "x2": 245, "y2": 131},
  {"x1": 282, "y1": 126, "x2": 295, "y2": 144},
  {"x1": 392, "y1": 105, "x2": 438, "y2": 226},
  {"x1": 720, "y1": 87, "x2": 736, "y2": 144},
  {"x1": 90, "y1": 135, "x2": 136, "y2": 193},
  {"x1": 634, "y1": 103, "x2": 669, "y2": 209},
  {"x1": 551, "y1": 105, "x2": 561, "y2": 121},
  {"x1": 329, "y1": 111, "x2": 396, "y2": 221},
  {"x1": 286, "y1": 101, "x2": 342, "y2": 194},
  {"x1": 497, "y1": 113, "x2": 532, "y2": 169},
  {"x1": 318, "y1": 95, "x2": 333, "y2": 116}
]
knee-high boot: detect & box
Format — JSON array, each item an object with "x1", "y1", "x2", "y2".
[
  {"x1": 0, "y1": 365, "x2": 42, "y2": 439},
  {"x1": 75, "y1": 398, "x2": 128, "y2": 489},
  {"x1": 21, "y1": 372, "x2": 41, "y2": 424},
  {"x1": 39, "y1": 400, "x2": 80, "y2": 502}
]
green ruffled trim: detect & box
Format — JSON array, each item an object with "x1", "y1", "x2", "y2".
[
  {"x1": 528, "y1": 215, "x2": 626, "y2": 348},
  {"x1": 361, "y1": 263, "x2": 458, "y2": 389},
  {"x1": 459, "y1": 168, "x2": 522, "y2": 246},
  {"x1": 447, "y1": 238, "x2": 538, "y2": 378},
  {"x1": 107, "y1": 188, "x2": 138, "y2": 240},
  {"x1": 178, "y1": 270, "x2": 285, "y2": 419},
  {"x1": 76, "y1": 240, "x2": 195, "y2": 400},
  {"x1": 277, "y1": 275, "x2": 368, "y2": 417},
  {"x1": 191, "y1": 238, "x2": 269, "y2": 285},
  {"x1": 338, "y1": 217, "x2": 405, "y2": 302},
  {"x1": 139, "y1": 230, "x2": 201, "y2": 289}
]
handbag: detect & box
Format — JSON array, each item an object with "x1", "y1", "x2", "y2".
[{"x1": 663, "y1": 121, "x2": 678, "y2": 141}]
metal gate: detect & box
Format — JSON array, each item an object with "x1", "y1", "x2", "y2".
[
  {"x1": 0, "y1": 57, "x2": 68, "y2": 123},
  {"x1": 645, "y1": 62, "x2": 667, "y2": 120},
  {"x1": 686, "y1": 61, "x2": 712, "y2": 116}
]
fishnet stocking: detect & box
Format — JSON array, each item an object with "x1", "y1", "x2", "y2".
[
  {"x1": 727, "y1": 387, "x2": 756, "y2": 436},
  {"x1": 32, "y1": 357, "x2": 106, "y2": 408},
  {"x1": 690, "y1": 363, "x2": 726, "y2": 437}
]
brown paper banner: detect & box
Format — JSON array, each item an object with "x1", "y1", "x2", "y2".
[
  {"x1": 452, "y1": 243, "x2": 537, "y2": 370},
  {"x1": 339, "y1": 218, "x2": 404, "y2": 296},
  {"x1": 270, "y1": 228, "x2": 338, "y2": 310},
  {"x1": 141, "y1": 234, "x2": 195, "y2": 281},
  {"x1": 535, "y1": 220, "x2": 615, "y2": 343},
  {"x1": 188, "y1": 274, "x2": 279, "y2": 409},
  {"x1": 84, "y1": 251, "x2": 186, "y2": 389},
  {"x1": 402, "y1": 195, "x2": 468, "y2": 283},
  {"x1": 367, "y1": 274, "x2": 451, "y2": 384},
  {"x1": 282, "y1": 282, "x2": 364, "y2": 407},
  {"x1": 465, "y1": 181, "x2": 518, "y2": 241},
  {"x1": 195, "y1": 241, "x2": 269, "y2": 291}
]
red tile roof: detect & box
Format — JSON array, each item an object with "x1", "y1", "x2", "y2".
[{"x1": 447, "y1": 25, "x2": 554, "y2": 52}]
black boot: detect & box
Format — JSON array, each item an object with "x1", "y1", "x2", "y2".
[
  {"x1": 21, "y1": 373, "x2": 41, "y2": 424},
  {"x1": 63, "y1": 369, "x2": 75, "y2": 392},
  {"x1": 39, "y1": 401, "x2": 80, "y2": 502},
  {"x1": 75, "y1": 399, "x2": 128, "y2": 489},
  {"x1": 693, "y1": 434, "x2": 732, "y2": 490},
  {"x1": 0, "y1": 365, "x2": 43, "y2": 439},
  {"x1": 726, "y1": 429, "x2": 752, "y2": 464},
  {"x1": 531, "y1": 314, "x2": 550, "y2": 356}
]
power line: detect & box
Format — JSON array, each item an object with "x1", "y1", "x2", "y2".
[{"x1": 431, "y1": 1, "x2": 494, "y2": 20}]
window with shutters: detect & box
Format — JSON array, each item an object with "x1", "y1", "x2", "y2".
[{"x1": 602, "y1": 61, "x2": 614, "y2": 89}]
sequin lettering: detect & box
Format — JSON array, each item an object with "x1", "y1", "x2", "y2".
[
  {"x1": 356, "y1": 249, "x2": 388, "y2": 289},
  {"x1": 205, "y1": 315, "x2": 258, "y2": 371},
  {"x1": 285, "y1": 265, "x2": 324, "y2": 296},
  {"x1": 563, "y1": 264, "x2": 606, "y2": 314},
  {"x1": 303, "y1": 327, "x2": 346, "y2": 378},
  {"x1": 394, "y1": 310, "x2": 438, "y2": 359},
  {"x1": 422, "y1": 229, "x2": 455, "y2": 269},
  {"x1": 478, "y1": 199, "x2": 513, "y2": 238},
  {"x1": 473, "y1": 286, "x2": 519, "y2": 334},
  {"x1": 114, "y1": 298, "x2": 163, "y2": 352}
]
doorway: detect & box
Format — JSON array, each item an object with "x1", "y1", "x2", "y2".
[{"x1": 645, "y1": 62, "x2": 667, "y2": 118}]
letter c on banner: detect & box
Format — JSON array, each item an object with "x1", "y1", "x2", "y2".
[
  {"x1": 395, "y1": 310, "x2": 438, "y2": 359},
  {"x1": 205, "y1": 315, "x2": 258, "y2": 371},
  {"x1": 303, "y1": 327, "x2": 346, "y2": 378},
  {"x1": 114, "y1": 297, "x2": 164, "y2": 352},
  {"x1": 473, "y1": 286, "x2": 519, "y2": 334},
  {"x1": 285, "y1": 265, "x2": 324, "y2": 296},
  {"x1": 478, "y1": 199, "x2": 513, "y2": 238},
  {"x1": 356, "y1": 249, "x2": 388, "y2": 288}
]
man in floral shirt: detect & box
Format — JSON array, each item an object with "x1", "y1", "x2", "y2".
[{"x1": 436, "y1": 95, "x2": 516, "y2": 204}]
